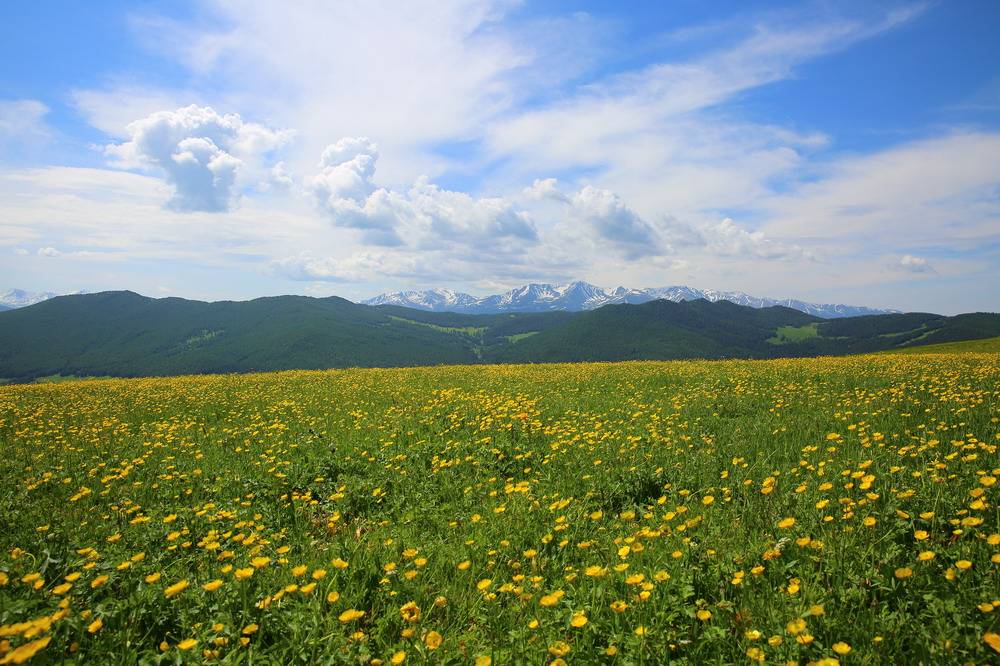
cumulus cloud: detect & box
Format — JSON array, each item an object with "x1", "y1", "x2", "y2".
[
  {"x1": 888, "y1": 254, "x2": 935, "y2": 274},
  {"x1": 408, "y1": 177, "x2": 537, "y2": 246},
  {"x1": 523, "y1": 177, "x2": 569, "y2": 202},
  {"x1": 37, "y1": 246, "x2": 61, "y2": 257},
  {"x1": 308, "y1": 137, "x2": 537, "y2": 248},
  {"x1": 680, "y1": 218, "x2": 816, "y2": 261},
  {"x1": 106, "y1": 105, "x2": 292, "y2": 212},
  {"x1": 569, "y1": 186, "x2": 662, "y2": 258},
  {"x1": 13, "y1": 248, "x2": 29, "y2": 256},
  {"x1": 531, "y1": 179, "x2": 810, "y2": 261}
]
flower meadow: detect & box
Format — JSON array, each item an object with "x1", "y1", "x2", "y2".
[{"x1": 1, "y1": 354, "x2": 998, "y2": 664}]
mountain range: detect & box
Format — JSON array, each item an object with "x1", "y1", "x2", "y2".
[
  {"x1": 363, "y1": 281, "x2": 896, "y2": 318},
  {"x1": 0, "y1": 288, "x2": 60, "y2": 310},
  {"x1": 0, "y1": 291, "x2": 996, "y2": 381}
]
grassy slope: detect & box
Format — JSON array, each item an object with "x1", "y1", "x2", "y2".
[
  {"x1": 489, "y1": 300, "x2": 820, "y2": 362},
  {"x1": 881, "y1": 335, "x2": 1000, "y2": 354}
]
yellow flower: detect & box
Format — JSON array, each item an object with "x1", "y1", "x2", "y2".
[
  {"x1": 312, "y1": 569, "x2": 327, "y2": 580},
  {"x1": 548, "y1": 641, "x2": 571, "y2": 657},
  {"x1": 91, "y1": 574, "x2": 109, "y2": 589},
  {"x1": 327, "y1": 591, "x2": 340, "y2": 603},
  {"x1": 777, "y1": 517, "x2": 796, "y2": 529},
  {"x1": 332, "y1": 558, "x2": 349, "y2": 569},
  {"x1": 3, "y1": 636, "x2": 52, "y2": 662},
  {"x1": 956, "y1": 560, "x2": 972, "y2": 570},
  {"x1": 423, "y1": 630, "x2": 443, "y2": 650},
  {"x1": 202, "y1": 579, "x2": 223, "y2": 592},
  {"x1": 540, "y1": 590, "x2": 564, "y2": 607},
  {"x1": 894, "y1": 567, "x2": 913, "y2": 580},
  {"x1": 339, "y1": 609, "x2": 365, "y2": 623},
  {"x1": 476, "y1": 579, "x2": 492, "y2": 591},
  {"x1": 918, "y1": 551, "x2": 936, "y2": 561},
  {"x1": 832, "y1": 641, "x2": 852, "y2": 655},
  {"x1": 87, "y1": 618, "x2": 103, "y2": 633},
  {"x1": 242, "y1": 623, "x2": 259, "y2": 635},
  {"x1": 234, "y1": 567, "x2": 254, "y2": 580},
  {"x1": 457, "y1": 560, "x2": 471, "y2": 570},
  {"x1": 985, "y1": 632, "x2": 1000, "y2": 653},
  {"x1": 786, "y1": 618, "x2": 806, "y2": 635},
  {"x1": 400, "y1": 601, "x2": 421, "y2": 622},
  {"x1": 164, "y1": 579, "x2": 189, "y2": 598},
  {"x1": 696, "y1": 609, "x2": 712, "y2": 621},
  {"x1": 570, "y1": 612, "x2": 588, "y2": 627},
  {"x1": 474, "y1": 657, "x2": 492, "y2": 666},
  {"x1": 251, "y1": 556, "x2": 270, "y2": 569},
  {"x1": 611, "y1": 600, "x2": 628, "y2": 613},
  {"x1": 292, "y1": 565, "x2": 307, "y2": 576},
  {"x1": 177, "y1": 638, "x2": 197, "y2": 651},
  {"x1": 390, "y1": 650, "x2": 406, "y2": 664},
  {"x1": 702, "y1": 495, "x2": 714, "y2": 505},
  {"x1": 634, "y1": 626, "x2": 647, "y2": 636}
]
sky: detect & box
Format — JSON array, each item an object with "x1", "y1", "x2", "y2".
[{"x1": 1, "y1": 0, "x2": 999, "y2": 314}]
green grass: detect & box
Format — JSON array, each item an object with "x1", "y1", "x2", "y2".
[
  {"x1": 883, "y1": 335, "x2": 1000, "y2": 354},
  {"x1": 387, "y1": 315, "x2": 487, "y2": 336},
  {"x1": 29, "y1": 374, "x2": 115, "y2": 384},
  {"x1": 505, "y1": 331, "x2": 540, "y2": 343},
  {"x1": 767, "y1": 323, "x2": 820, "y2": 344},
  {"x1": 1, "y1": 353, "x2": 998, "y2": 664}
]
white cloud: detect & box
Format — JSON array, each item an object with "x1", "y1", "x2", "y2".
[
  {"x1": 0, "y1": 100, "x2": 51, "y2": 151},
  {"x1": 888, "y1": 254, "x2": 935, "y2": 274},
  {"x1": 37, "y1": 246, "x2": 61, "y2": 257},
  {"x1": 530, "y1": 179, "x2": 810, "y2": 261},
  {"x1": 106, "y1": 105, "x2": 293, "y2": 212},
  {"x1": 523, "y1": 177, "x2": 569, "y2": 202},
  {"x1": 761, "y1": 132, "x2": 1000, "y2": 250},
  {"x1": 309, "y1": 137, "x2": 537, "y2": 248},
  {"x1": 13, "y1": 248, "x2": 29, "y2": 256},
  {"x1": 682, "y1": 218, "x2": 815, "y2": 262},
  {"x1": 71, "y1": 86, "x2": 197, "y2": 137},
  {"x1": 568, "y1": 186, "x2": 661, "y2": 258},
  {"x1": 408, "y1": 177, "x2": 537, "y2": 247}
]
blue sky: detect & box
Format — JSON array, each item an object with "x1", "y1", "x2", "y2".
[{"x1": 1, "y1": 0, "x2": 998, "y2": 313}]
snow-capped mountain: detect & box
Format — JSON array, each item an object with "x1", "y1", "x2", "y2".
[
  {"x1": 363, "y1": 288, "x2": 480, "y2": 311},
  {"x1": 0, "y1": 289, "x2": 59, "y2": 309},
  {"x1": 0, "y1": 289, "x2": 89, "y2": 310},
  {"x1": 362, "y1": 281, "x2": 897, "y2": 318}
]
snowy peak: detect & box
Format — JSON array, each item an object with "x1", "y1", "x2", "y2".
[
  {"x1": 362, "y1": 282, "x2": 897, "y2": 318},
  {"x1": 363, "y1": 288, "x2": 479, "y2": 311},
  {"x1": 0, "y1": 289, "x2": 59, "y2": 309}
]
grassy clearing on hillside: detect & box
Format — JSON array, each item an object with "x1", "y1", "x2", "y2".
[
  {"x1": 884, "y1": 336, "x2": 1000, "y2": 354},
  {"x1": 767, "y1": 324, "x2": 820, "y2": 345},
  {"x1": 1, "y1": 354, "x2": 998, "y2": 664}
]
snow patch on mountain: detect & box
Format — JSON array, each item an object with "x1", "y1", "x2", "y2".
[
  {"x1": 362, "y1": 281, "x2": 897, "y2": 318},
  {"x1": 0, "y1": 289, "x2": 87, "y2": 309}
]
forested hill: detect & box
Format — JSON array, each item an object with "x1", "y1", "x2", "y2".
[{"x1": 0, "y1": 291, "x2": 997, "y2": 380}]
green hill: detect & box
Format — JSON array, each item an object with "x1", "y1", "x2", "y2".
[{"x1": 0, "y1": 291, "x2": 997, "y2": 380}]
